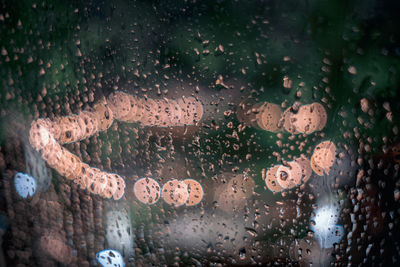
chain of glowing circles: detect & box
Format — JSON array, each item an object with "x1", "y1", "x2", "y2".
[
  {"x1": 133, "y1": 177, "x2": 204, "y2": 207},
  {"x1": 264, "y1": 140, "x2": 336, "y2": 192},
  {"x1": 29, "y1": 91, "x2": 204, "y2": 200},
  {"x1": 252, "y1": 101, "x2": 336, "y2": 192}
]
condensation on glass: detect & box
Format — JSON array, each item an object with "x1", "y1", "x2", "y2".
[{"x1": 0, "y1": 0, "x2": 399, "y2": 266}]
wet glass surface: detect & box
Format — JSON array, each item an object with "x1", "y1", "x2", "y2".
[{"x1": 0, "y1": 0, "x2": 400, "y2": 266}]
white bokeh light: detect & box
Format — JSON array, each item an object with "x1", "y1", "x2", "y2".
[
  {"x1": 311, "y1": 204, "x2": 344, "y2": 248},
  {"x1": 313, "y1": 205, "x2": 338, "y2": 234},
  {"x1": 14, "y1": 173, "x2": 37, "y2": 198}
]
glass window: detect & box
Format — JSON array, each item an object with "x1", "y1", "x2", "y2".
[{"x1": 0, "y1": 0, "x2": 399, "y2": 266}]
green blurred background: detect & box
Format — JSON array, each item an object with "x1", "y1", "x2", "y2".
[{"x1": 1, "y1": 0, "x2": 400, "y2": 265}]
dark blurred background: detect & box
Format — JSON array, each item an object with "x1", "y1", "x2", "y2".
[{"x1": 0, "y1": 0, "x2": 400, "y2": 266}]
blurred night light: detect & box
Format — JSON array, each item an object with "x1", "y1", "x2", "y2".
[
  {"x1": 311, "y1": 204, "x2": 344, "y2": 248},
  {"x1": 96, "y1": 249, "x2": 125, "y2": 267},
  {"x1": 14, "y1": 173, "x2": 37, "y2": 198}
]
